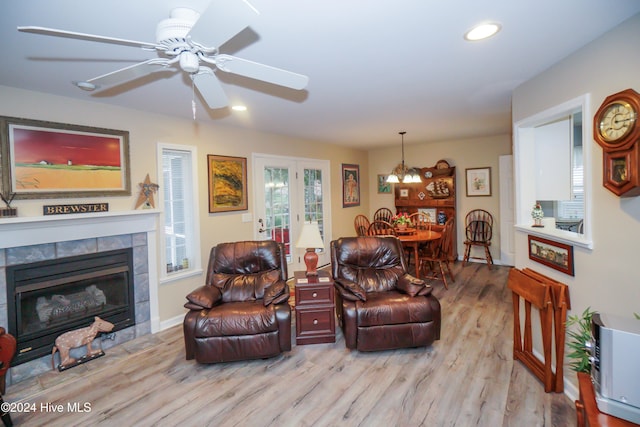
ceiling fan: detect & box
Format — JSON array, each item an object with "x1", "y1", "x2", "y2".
[{"x1": 17, "y1": 0, "x2": 309, "y2": 110}]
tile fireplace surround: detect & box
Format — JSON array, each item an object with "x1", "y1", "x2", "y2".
[{"x1": 0, "y1": 210, "x2": 159, "y2": 385}]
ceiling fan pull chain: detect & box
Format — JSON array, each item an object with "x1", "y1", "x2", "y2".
[{"x1": 191, "y1": 76, "x2": 197, "y2": 120}]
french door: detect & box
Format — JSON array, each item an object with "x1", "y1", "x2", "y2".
[{"x1": 252, "y1": 154, "x2": 331, "y2": 276}]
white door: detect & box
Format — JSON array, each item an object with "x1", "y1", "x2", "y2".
[
  {"x1": 499, "y1": 155, "x2": 515, "y2": 266},
  {"x1": 253, "y1": 154, "x2": 331, "y2": 276}
]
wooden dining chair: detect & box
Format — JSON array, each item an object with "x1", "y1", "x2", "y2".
[
  {"x1": 462, "y1": 209, "x2": 494, "y2": 269},
  {"x1": 419, "y1": 218, "x2": 455, "y2": 289},
  {"x1": 405, "y1": 212, "x2": 432, "y2": 265},
  {"x1": 409, "y1": 212, "x2": 432, "y2": 231},
  {"x1": 353, "y1": 214, "x2": 370, "y2": 236},
  {"x1": 367, "y1": 220, "x2": 397, "y2": 236},
  {"x1": 373, "y1": 207, "x2": 394, "y2": 223}
]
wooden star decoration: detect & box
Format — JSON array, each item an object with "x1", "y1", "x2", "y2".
[{"x1": 135, "y1": 174, "x2": 160, "y2": 209}]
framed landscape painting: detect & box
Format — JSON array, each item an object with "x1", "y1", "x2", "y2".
[
  {"x1": 528, "y1": 234, "x2": 574, "y2": 276},
  {"x1": 207, "y1": 154, "x2": 248, "y2": 212},
  {"x1": 0, "y1": 116, "x2": 130, "y2": 199}
]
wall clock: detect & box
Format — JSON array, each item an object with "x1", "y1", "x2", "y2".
[
  {"x1": 594, "y1": 88, "x2": 640, "y2": 151},
  {"x1": 594, "y1": 88, "x2": 640, "y2": 197}
]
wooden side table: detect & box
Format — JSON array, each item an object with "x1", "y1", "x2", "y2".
[
  {"x1": 294, "y1": 270, "x2": 335, "y2": 345},
  {"x1": 576, "y1": 372, "x2": 639, "y2": 426}
]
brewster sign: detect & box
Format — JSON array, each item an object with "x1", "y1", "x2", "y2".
[{"x1": 43, "y1": 203, "x2": 109, "y2": 215}]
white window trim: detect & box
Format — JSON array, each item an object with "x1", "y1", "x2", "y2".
[
  {"x1": 157, "y1": 142, "x2": 203, "y2": 283},
  {"x1": 513, "y1": 94, "x2": 593, "y2": 250}
]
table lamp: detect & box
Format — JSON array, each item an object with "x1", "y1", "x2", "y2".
[{"x1": 295, "y1": 221, "x2": 325, "y2": 276}]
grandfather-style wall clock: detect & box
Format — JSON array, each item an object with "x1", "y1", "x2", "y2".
[{"x1": 593, "y1": 88, "x2": 640, "y2": 197}]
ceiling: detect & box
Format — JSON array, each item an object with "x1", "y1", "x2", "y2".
[{"x1": 2, "y1": 1, "x2": 640, "y2": 149}]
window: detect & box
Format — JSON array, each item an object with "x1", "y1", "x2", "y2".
[
  {"x1": 514, "y1": 94, "x2": 592, "y2": 249},
  {"x1": 158, "y1": 144, "x2": 201, "y2": 281}
]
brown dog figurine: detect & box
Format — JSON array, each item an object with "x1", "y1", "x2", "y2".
[{"x1": 51, "y1": 316, "x2": 114, "y2": 371}]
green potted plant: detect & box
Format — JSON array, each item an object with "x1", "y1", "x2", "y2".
[{"x1": 566, "y1": 307, "x2": 596, "y2": 373}]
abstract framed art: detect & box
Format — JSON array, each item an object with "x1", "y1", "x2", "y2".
[
  {"x1": 0, "y1": 116, "x2": 130, "y2": 199},
  {"x1": 207, "y1": 154, "x2": 248, "y2": 212}
]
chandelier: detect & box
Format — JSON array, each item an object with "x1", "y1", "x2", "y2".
[{"x1": 386, "y1": 131, "x2": 422, "y2": 184}]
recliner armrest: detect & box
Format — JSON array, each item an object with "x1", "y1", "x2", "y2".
[
  {"x1": 184, "y1": 285, "x2": 222, "y2": 310},
  {"x1": 264, "y1": 280, "x2": 290, "y2": 306},
  {"x1": 334, "y1": 278, "x2": 367, "y2": 301},
  {"x1": 397, "y1": 274, "x2": 432, "y2": 297}
]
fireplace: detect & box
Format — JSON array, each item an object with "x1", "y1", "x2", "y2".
[{"x1": 6, "y1": 248, "x2": 135, "y2": 365}]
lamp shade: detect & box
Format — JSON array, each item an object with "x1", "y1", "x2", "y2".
[{"x1": 295, "y1": 222, "x2": 324, "y2": 249}]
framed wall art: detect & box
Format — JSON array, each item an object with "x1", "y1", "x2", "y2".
[
  {"x1": 0, "y1": 116, "x2": 130, "y2": 199},
  {"x1": 465, "y1": 167, "x2": 492, "y2": 197},
  {"x1": 377, "y1": 174, "x2": 391, "y2": 194},
  {"x1": 342, "y1": 163, "x2": 360, "y2": 207},
  {"x1": 207, "y1": 154, "x2": 248, "y2": 213},
  {"x1": 528, "y1": 234, "x2": 574, "y2": 276}
]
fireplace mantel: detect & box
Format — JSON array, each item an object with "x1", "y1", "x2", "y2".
[
  {"x1": 0, "y1": 210, "x2": 160, "y2": 249},
  {"x1": 0, "y1": 209, "x2": 161, "y2": 333}
]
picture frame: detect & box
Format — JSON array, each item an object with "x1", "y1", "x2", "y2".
[
  {"x1": 207, "y1": 154, "x2": 248, "y2": 213},
  {"x1": 342, "y1": 163, "x2": 360, "y2": 207},
  {"x1": 377, "y1": 174, "x2": 391, "y2": 193},
  {"x1": 528, "y1": 234, "x2": 574, "y2": 276},
  {"x1": 418, "y1": 208, "x2": 437, "y2": 223},
  {"x1": 399, "y1": 188, "x2": 409, "y2": 198},
  {"x1": 0, "y1": 116, "x2": 130, "y2": 199},
  {"x1": 465, "y1": 167, "x2": 492, "y2": 197}
]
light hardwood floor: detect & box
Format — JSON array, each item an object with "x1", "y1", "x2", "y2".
[{"x1": 7, "y1": 263, "x2": 575, "y2": 426}]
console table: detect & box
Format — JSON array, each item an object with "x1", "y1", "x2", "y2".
[
  {"x1": 294, "y1": 270, "x2": 335, "y2": 345},
  {"x1": 576, "y1": 372, "x2": 638, "y2": 426}
]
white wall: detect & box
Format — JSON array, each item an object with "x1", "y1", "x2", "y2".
[{"x1": 512, "y1": 13, "x2": 640, "y2": 390}]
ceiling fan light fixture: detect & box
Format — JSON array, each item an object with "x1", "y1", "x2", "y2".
[
  {"x1": 464, "y1": 22, "x2": 501, "y2": 41},
  {"x1": 179, "y1": 52, "x2": 200, "y2": 73}
]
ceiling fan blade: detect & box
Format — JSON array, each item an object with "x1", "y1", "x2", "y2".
[
  {"x1": 193, "y1": 67, "x2": 229, "y2": 109},
  {"x1": 187, "y1": 0, "x2": 259, "y2": 48},
  {"x1": 86, "y1": 59, "x2": 171, "y2": 87},
  {"x1": 214, "y1": 54, "x2": 309, "y2": 90},
  {"x1": 17, "y1": 26, "x2": 158, "y2": 50}
]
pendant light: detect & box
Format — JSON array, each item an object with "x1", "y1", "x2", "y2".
[{"x1": 386, "y1": 131, "x2": 421, "y2": 184}]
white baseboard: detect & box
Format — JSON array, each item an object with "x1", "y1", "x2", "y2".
[{"x1": 159, "y1": 313, "x2": 184, "y2": 331}]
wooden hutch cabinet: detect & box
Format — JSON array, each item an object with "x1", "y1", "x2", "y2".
[{"x1": 394, "y1": 161, "x2": 458, "y2": 261}]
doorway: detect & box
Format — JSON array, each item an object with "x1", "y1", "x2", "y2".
[{"x1": 253, "y1": 154, "x2": 331, "y2": 275}]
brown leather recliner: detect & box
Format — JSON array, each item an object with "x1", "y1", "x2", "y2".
[
  {"x1": 331, "y1": 236, "x2": 441, "y2": 352},
  {"x1": 183, "y1": 240, "x2": 292, "y2": 363}
]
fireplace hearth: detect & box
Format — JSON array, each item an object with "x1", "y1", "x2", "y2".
[{"x1": 6, "y1": 249, "x2": 135, "y2": 365}]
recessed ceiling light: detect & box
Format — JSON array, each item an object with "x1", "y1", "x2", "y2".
[
  {"x1": 464, "y1": 22, "x2": 501, "y2": 41},
  {"x1": 231, "y1": 105, "x2": 247, "y2": 111}
]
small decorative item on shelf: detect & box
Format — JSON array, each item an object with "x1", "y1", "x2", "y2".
[
  {"x1": 391, "y1": 213, "x2": 412, "y2": 230},
  {"x1": 437, "y1": 211, "x2": 447, "y2": 225},
  {"x1": 531, "y1": 202, "x2": 544, "y2": 227},
  {"x1": 0, "y1": 192, "x2": 17, "y2": 217}
]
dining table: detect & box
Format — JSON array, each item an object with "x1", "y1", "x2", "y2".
[{"x1": 396, "y1": 228, "x2": 442, "y2": 278}]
